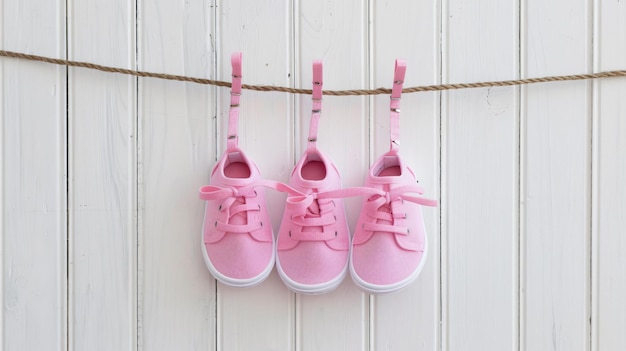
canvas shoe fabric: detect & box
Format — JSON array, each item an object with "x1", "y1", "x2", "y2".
[
  {"x1": 350, "y1": 59, "x2": 437, "y2": 294},
  {"x1": 275, "y1": 60, "x2": 351, "y2": 294},
  {"x1": 199, "y1": 52, "x2": 274, "y2": 288}
]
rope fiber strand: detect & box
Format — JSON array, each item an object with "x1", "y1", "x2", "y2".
[{"x1": 2, "y1": 49, "x2": 625, "y2": 95}]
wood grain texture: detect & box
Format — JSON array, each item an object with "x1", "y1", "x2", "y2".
[
  {"x1": 294, "y1": 0, "x2": 369, "y2": 349},
  {"x1": 442, "y1": 0, "x2": 519, "y2": 349},
  {"x1": 216, "y1": 1, "x2": 295, "y2": 350},
  {"x1": 137, "y1": 0, "x2": 217, "y2": 350},
  {"x1": 67, "y1": 0, "x2": 137, "y2": 350},
  {"x1": 370, "y1": 1, "x2": 441, "y2": 350},
  {"x1": 593, "y1": 1, "x2": 626, "y2": 349},
  {"x1": 0, "y1": 7, "x2": 3, "y2": 345},
  {"x1": 1, "y1": 0, "x2": 67, "y2": 350},
  {"x1": 521, "y1": 0, "x2": 591, "y2": 350}
]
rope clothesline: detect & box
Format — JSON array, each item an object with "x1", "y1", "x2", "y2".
[{"x1": 2, "y1": 49, "x2": 625, "y2": 95}]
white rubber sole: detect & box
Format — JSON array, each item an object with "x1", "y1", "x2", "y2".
[
  {"x1": 350, "y1": 233, "x2": 428, "y2": 295},
  {"x1": 275, "y1": 254, "x2": 349, "y2": 295},
  {"x1": 201, "y1": 209, "x2": 275, "y2": 288}
]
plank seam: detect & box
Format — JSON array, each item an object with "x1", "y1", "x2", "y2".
[
  {"x1": 65, "y1": 0, "x2": 70, "y2": 349},
  {"x1": 516, "y1": 1, "x2": 522, "y2": 350},
  {"x1": 589, "y1": 1, "x2": 598, "y2": 350}
]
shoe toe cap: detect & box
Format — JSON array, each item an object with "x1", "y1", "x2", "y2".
[
  {"x1": 352, "y1": 233, "x2": 423, "y2": 286},
  {"x1": 278, "y1": 242, "x2": 348, "y2": 285},
  {"x1": 206, "y1": 234, "x2": 273, "y2": 280}
]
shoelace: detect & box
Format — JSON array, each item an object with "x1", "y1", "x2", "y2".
[
  {"x1": 269, "y1": 182, "x2": 380, "y2": 241},
  {"x1": 199, "y1": 180, "x2": 347, "y2": 240},
  {"x1": 361, "y1": 185, "x2": 437, "y2": 235},
  {"x1": 200, "y1": 181, "x2": 437, "y2": 239},
  {"x1": 272, "y1": 182, "x2": 344, "y2": 241},
  {"x1": 199, "y1": 184, "x2": 264, "y2": 233}
]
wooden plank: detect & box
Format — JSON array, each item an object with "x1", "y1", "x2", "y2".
[
  {"x1": 137, "y1": 0, "x2": 216, "y2": 350},
  {"x1": 520, "y1": 0, "x2": 591, "y2": 350},
  {"x1": 216, "y1": 1, "x2": 295, "y2": 350},
  {"x1": 1, "y1": 0, "x2": 67, "y2": 350},
  {"x1": 370, "y1": 1, "x2": 441, "y2": 350},
  {"x1": 442, "y1": 0, "x2": 519, "y2": 349},
  {"x1": 593, "y1": 1, "x2": 626, "y2": 349},
  {"x1": 294, "y1": 0, "x2": 369, "y2": 349},
  {"x1": 67, "y1": 0, "x2": 137, "y2": 349}
]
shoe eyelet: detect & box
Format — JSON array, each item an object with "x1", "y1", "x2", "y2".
[
  {"x1": 258, "y1": 204, "x2": 261, "y2": 210},
  {"x1": 253, "y1": 190, "x2": 258, "y2": 196},
  {"x1": 260, "y1": 221, "x2": 263, "y2": 227},
  {"x1": 404, "y1": 213, "x2": 408, "y2": 219},
  {"x1": 218, "y1": 204, "x2": 222, "y2": 211},
  {"x1": 407, "y1": 228, "x2": 411, "y2": 234},
  {"x1": 214, "y1": 221, "x2": 218, "y2": 227},
  {"x1": 333, "y1": 215, "x2": 336, "y2": 220},
  {"x1": 334, "y1": 231, "x2": 338, "y2": 237},
  {"x1": 288, "y1": 231, "x2": 292, "y2": 237}
]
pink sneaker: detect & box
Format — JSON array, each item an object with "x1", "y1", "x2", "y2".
[
  {"x1": 350, "y1": 59, "x2": 437, "y2": 294},
  {"x1": 275, "y1": 60, "x2": 350, "y2": 294},
  {"x1": 199, "y1": 53, "x2": 274, "y2": 287}
]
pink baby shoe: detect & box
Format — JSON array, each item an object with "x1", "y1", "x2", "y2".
[
  {"x1": 350, "y1": 59, "x2": 437, "y2": 294},
  {"x1": 199, "y1": 52, "x2": 274, "y2": 287},
  {"x1": 275, "y1": 60, "x2": 351, "y2": 294}
]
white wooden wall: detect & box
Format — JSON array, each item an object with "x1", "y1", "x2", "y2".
[{"x1": 1, "y1": 0, "x2": 625, "y2": 350}]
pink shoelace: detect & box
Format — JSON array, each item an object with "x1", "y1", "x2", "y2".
[
  {"x1": 273, "y1": 182, "x2": 437, "y2": 240},
  {"x1": 360, "y1": 185, "x2": 437, "y2": 235},
  {"x1": 274, "y1": 183, "x2": 437, "y2": 241},
  {"x1": 273, "y1": 183, "x2": 372, "y2": 241},
  {"x1": 199, "y1": 184, "x2": 264, "y2": 234},
  {"x1": 200, "y1": 181, "x2": 437, "y2": 239}
]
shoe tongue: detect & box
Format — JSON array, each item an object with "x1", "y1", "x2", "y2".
[
  {"x1": 378, "y1": 202, "x2": 393, "y2": 226},
  {"x1": 221, "y1": 176, "x2": 255, "y2": 187},
  {"x1": 294, "y1": 177, "x2": 326, "y2": 190},
  {"x1": 372, "y1": 184, "x2": 394, "y2": 228},
  {"x1": 229, "y1": 197, "x2": 248, "y2": 226},
  {"x1": 301, "y1": 197, "x2": 323, "y2": 233},
  {"x1": 307, "y1": 201, "x2": 320, "y2": 215}
]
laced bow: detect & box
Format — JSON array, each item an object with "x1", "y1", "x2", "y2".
[
  {"x1": 199, "y1": 184, "x2": 263, "y2": 233},
  {"x1": 361, "y1": 185, "x2": 437, "y2": 235},
  {"x1": 271, "y1": 183, "x2": 375, "y2": 241},
  {"x1": 273, "y1": 183, "x2": 335, "y2": 240}
]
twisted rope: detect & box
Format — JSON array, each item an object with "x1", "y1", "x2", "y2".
[{"x1": 2, "y1": 49, "x2": 625, "y2": 95}]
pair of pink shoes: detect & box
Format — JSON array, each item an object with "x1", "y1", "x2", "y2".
[{"x1": 199, "y1": 53, "x2": 436, "y2": 295}]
